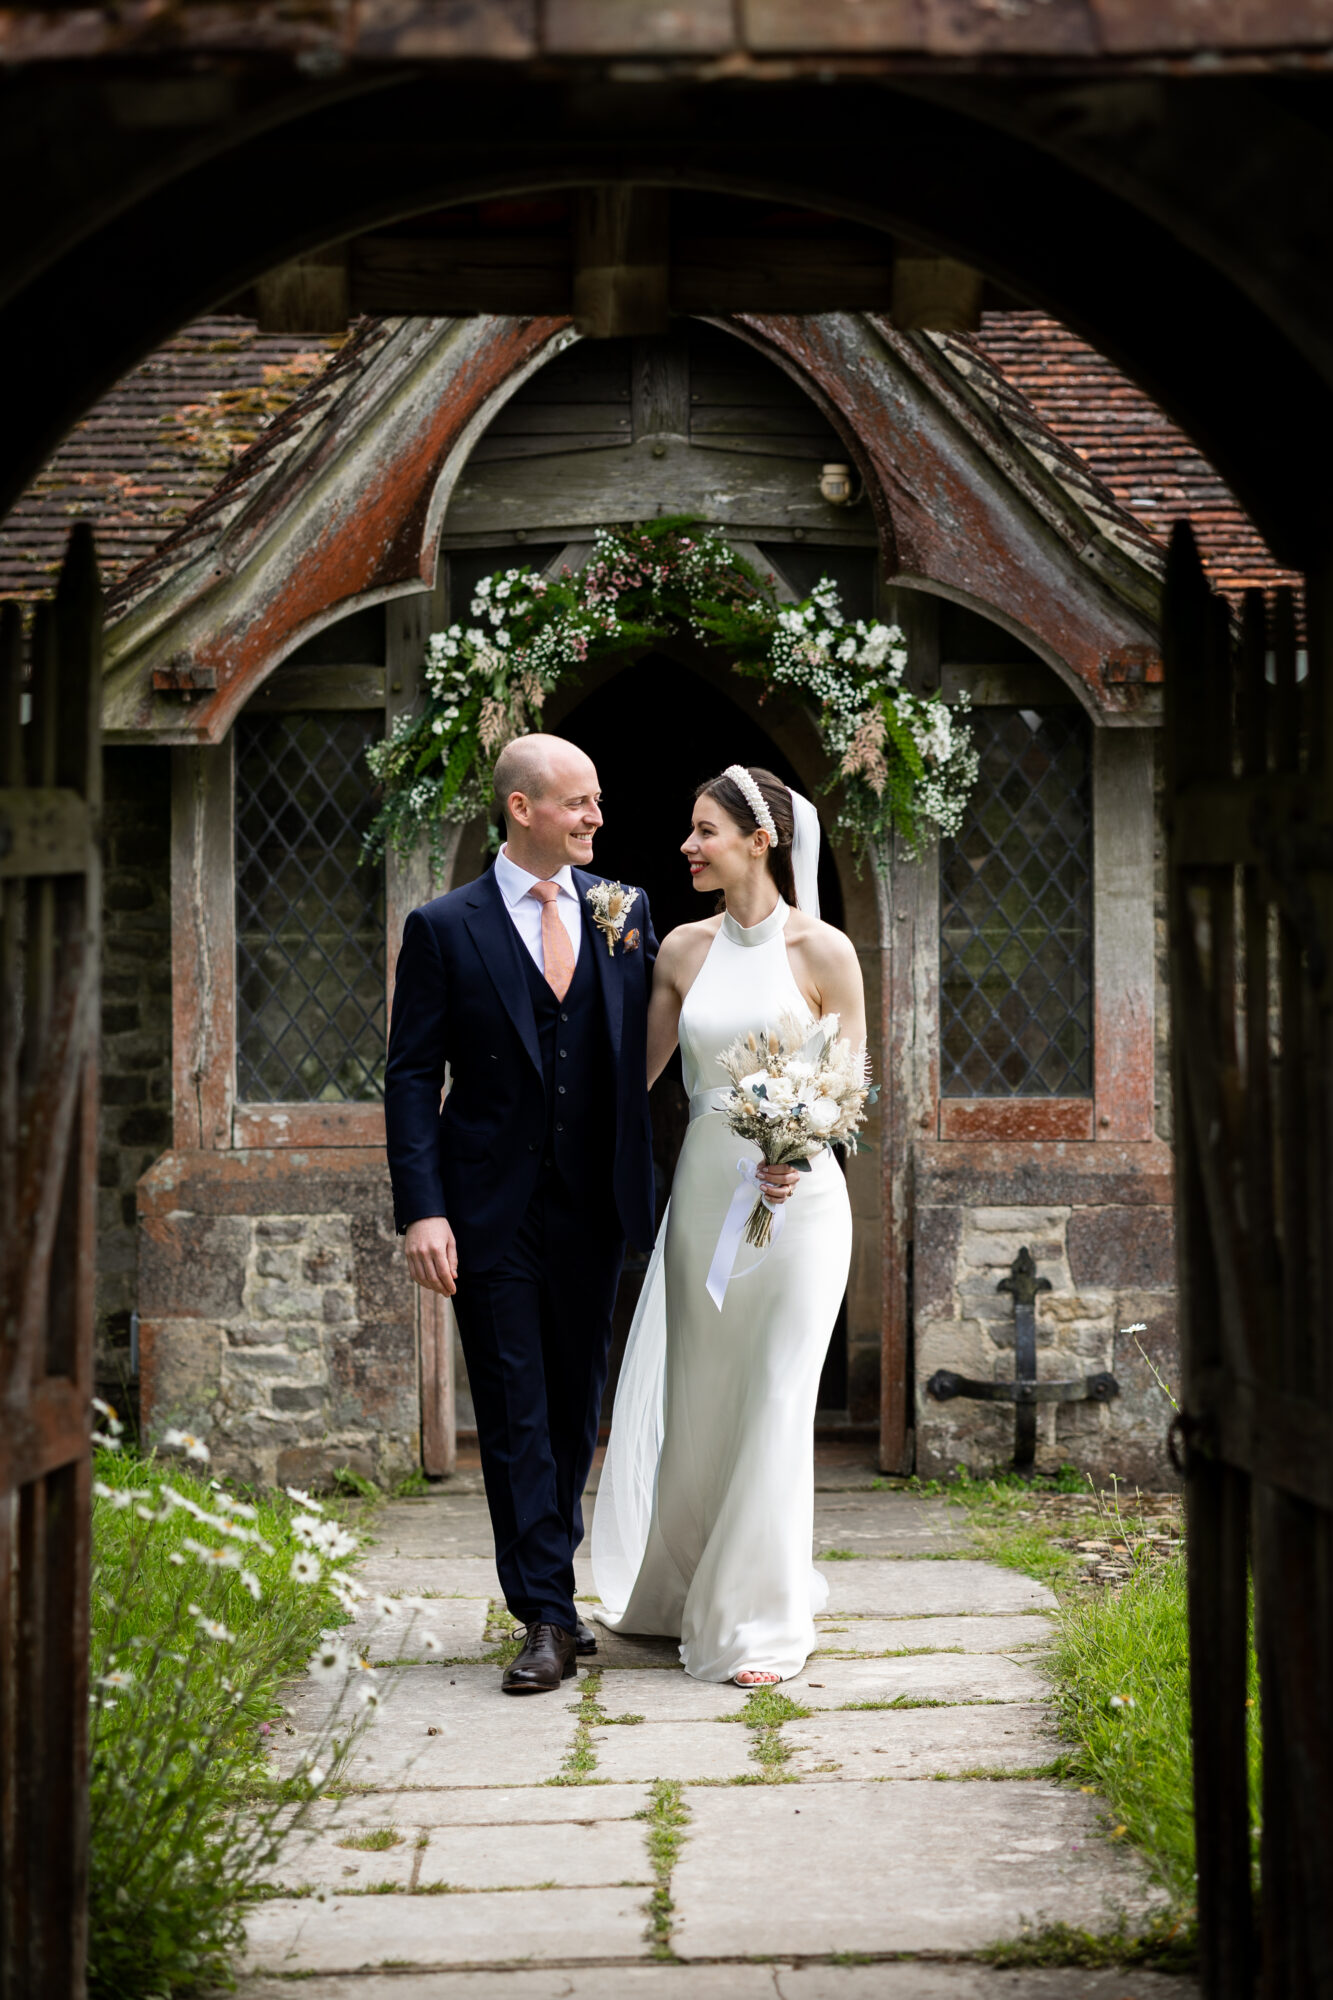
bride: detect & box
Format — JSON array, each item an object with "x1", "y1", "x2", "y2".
[{"x1": 592, "y1": 764, "x2": 866, "y2": 1686}]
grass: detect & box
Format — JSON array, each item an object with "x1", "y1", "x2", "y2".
[
  {"x1": 337, "y1": 1826, "x2": 402, "y2": 1852},
  {"x1": 88, "y1": 1442, "x2": 371, "y2": 1998},
  {"x1": 721, "y1": 1683, "x2": 811, "y2": 1778},
  {"x1": 637, "y1": 1779, "x2": 690, "y2": 1955},
  {"x1": 548, "y1": 1668, "x2": 604, "y2": 1785},
  {"x1": 1051, "y1": 1556, "x2": 1261, "y2": 1909}
]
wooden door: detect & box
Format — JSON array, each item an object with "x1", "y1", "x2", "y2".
[
  {"x1": 0, "y1": 525, "x2": 102, "y2": 1998},
  {"x1": 1163, "y1": 524, "x2": 1333, "y2": 1999}
]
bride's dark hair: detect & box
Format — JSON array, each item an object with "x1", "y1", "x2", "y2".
[{"x1": 696, "y1": 767, "x2": 797, "y2": 906}]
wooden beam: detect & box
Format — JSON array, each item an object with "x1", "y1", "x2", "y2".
[
  {"x1": 254, "y1": 246, "x2": 350, "y2": 334},
  {"x1": 350, "y1": 234, "x2": 570, "y2": 316},
  {"x1": 891, "y1": 254, "x2": 985, "y2": 333},
  {"x1": 573, "y1": 187, "x2": 670, "y2": 338}
]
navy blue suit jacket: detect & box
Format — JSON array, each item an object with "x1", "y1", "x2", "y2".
[{"x1": 383, "y1": 864, "x2": 658, "y2": 1271}]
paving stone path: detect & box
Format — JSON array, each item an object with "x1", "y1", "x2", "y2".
[{"x1": 233, "y1": 1485, "x2": 1196, "y2": 2000}]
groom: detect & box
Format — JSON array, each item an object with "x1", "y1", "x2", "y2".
[{"x1": 384, "y1": 734, "x2": 658, "y2": 1693}]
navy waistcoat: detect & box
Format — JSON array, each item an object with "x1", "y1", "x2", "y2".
[{"x1": 518, "y1": 928, "x2": 615, "y2": 1194}]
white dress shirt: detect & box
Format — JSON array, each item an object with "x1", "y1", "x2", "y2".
[{"x1": 493, "y1": 844, "x2": 583, "y2": 976}]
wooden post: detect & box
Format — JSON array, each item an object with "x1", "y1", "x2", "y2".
[
  {"x1": 573, "y1": 187, "x2": 670, "y2": 340},
  {"x1": 170, "y1": 741, "x2": 235, "y2": 1152},
  {"x1": 386, "y1": 587, "x2": 458, "y2": 1476}
]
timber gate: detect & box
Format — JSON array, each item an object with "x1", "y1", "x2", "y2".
[
  {"x1": 0, "y1": 526, "x2": 102, "y2": 1998},
  {"x1": 1165, "y1": 524, "x2": 1333, "y2": 1999}
]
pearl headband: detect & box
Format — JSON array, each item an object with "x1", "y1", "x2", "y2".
[{"x1": 723, "y1": 764, "x2": 778, "y2": 841}]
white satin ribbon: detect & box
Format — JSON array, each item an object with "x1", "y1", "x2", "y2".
[{"x1": 705, "y1": 1158, "x2": 786, "y2": 1311}]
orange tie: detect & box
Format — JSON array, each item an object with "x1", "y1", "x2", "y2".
[{"x1": 529, "y1": 880, "x2": 575, "y2": 1002}]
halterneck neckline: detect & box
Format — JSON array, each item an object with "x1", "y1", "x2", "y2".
[{"x1": 720, "y1": 900, "x2": 789, "y2": 949}]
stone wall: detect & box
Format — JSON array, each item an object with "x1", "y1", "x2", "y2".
[
  {"x1": 97, "y1": 747, "x2": 173, "y2": 1408},
  {"x1": 137, "y1": 1148, "x2": 419, "y2": 1488},
  {"x1": 913, "y1": 1141, "x2": 1179, "y2": 1487}
]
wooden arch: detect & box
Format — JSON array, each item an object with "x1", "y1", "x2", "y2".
[{"x1": 102, "y1": 309, "x2": 1161, "y2": 742}]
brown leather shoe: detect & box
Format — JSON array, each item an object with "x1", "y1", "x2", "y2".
[
  {"x1": 502, "y1": 1622, "x2": 578, "y2": 1694},
  {"x1": 574, "y1": 1619, "x2": 598, "y2": 1657}
]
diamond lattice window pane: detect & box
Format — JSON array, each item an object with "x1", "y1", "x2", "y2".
[
  {"x1": 939, "y1": 707, "x2": 1092, "y2": 1097},
  {"x1": 235, "y1": 712, "x2": 386, "y2": 1103}
]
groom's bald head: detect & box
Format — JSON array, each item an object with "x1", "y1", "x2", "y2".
[{"x1": 494, "y1": 734, "x2": 594, "y2": 826}]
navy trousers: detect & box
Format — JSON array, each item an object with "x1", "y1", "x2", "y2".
[{"x1": 452, "y1": 1166, "x2": 625, "y2": 1632}]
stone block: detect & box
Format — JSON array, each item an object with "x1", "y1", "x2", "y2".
[
  {"x1": 670, "y1": 1782, "x2": 1162, "y2": 1958},
  {"x1": 323, "y1": 1289, "x2": 357, "y2": 1324},
  {"x1": 913, "y1": 1206, "x2": 962, "y2": 1321},
  {"x1": 414, "y1": 1820, "x2": 652, "y2": 1890},
  {"x1": 817, "y1": 1560, "x2": 1055, "y2": 1617},
  {"x1": 276, "y1": 1445, "x2": 377, "y2": 1492},
  {"x1": 791, "y1": 1651, "x2": 1047, "y2": 1706},
  {"x1": 256, "y1": 1246, "x2": 300, "y2": 1282},
  {"x1": 117, "y1": 1105, "x2": 171, "y2": 1147},
  {"x1": 141, "y1": 1319, "x2": 224, "y2": 1428},
  {"x1": 352, "y1": 1597, "x2": 490, "y2": 1663},
  {"x1": 809, "y1": 1614, "x2": 1054, "y2": 1655},
  {"x1": 300, "y1": 1784, "x2": 654, "y2": 1831},
  {"x1": 784, "y1": 1701, "x2": 1056, "y2": 1779},
  {"x1": 139, "y1": 1212, "x2": 249, "y2": 1318},
  {"x1": 242, "y1": 1887, "x2": 651, "y2": 1975},
  {"x1": 594, "y1": 1672, "x2": 749, "y2": 1722},
  {"x1": 588, "y1": 1718, "x2": 756, "y2": 1782},
  {"x1": 249, "y1": 1282, "x2": 326, "y2": 1320},
  {"x1": 257, "y1": 1218, "x2": 305, "y2": 1243},
  {"x1": 1068, "y1": 1205, "x2": 1174, "y2": 1290},
  {"x1": 272, "y1": 1384, "x2": 326, "y2": 1413}
]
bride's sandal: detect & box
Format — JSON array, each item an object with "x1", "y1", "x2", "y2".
[{"x1": 734, "y1": 1668, "x2": 781, "y2": 1686}]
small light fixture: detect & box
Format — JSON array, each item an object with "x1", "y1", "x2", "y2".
[{"x1": 818, "y1": 462, "x2": 860, "y2": 507}]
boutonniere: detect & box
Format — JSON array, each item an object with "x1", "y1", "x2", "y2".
[{"x1": 585, "y1": 881, "x2": 638, "y2": 956}]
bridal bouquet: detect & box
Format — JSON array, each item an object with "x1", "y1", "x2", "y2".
[{"x1": 718, "y1": 1011, "x2": 874, "y2": 1253}]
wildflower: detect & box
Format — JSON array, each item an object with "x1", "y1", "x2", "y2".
[
  {"x1": 290, "y1": 1513, "x2": 323, "y2": 1547},
  {"x1": 92, "y1": 1480, "x2": 114, "y2": 1499},
  {"x1": 91, "y1": 1431, "x2": 122, "y2": 1453},
  {"x1": 163, "y1": 1428, "x2": 211, "y2": 1463},
  {"x1": 238, "y1": 1568, "x2": 263, "y2": 1601},
  {"x1": 103, "y1": 1488, "x2": 134, "y2": 1511},
  {"x1": 291, "y1": 1551, "x2": 322, "y2": 1586},
  {"x1": 371, "y1": 1593, "x2": 397, "y2": 1620},
  {"x1": 168, "y1": 1551, "x2": 185, "y2": 1566},
  {"x1": 197, "y1": 1617, "x2": 234, "y2": 1644},
  {"x1": 182, "y1": 1536, "x2": 240, "y2": 1571},
  {"x1": 217, "y1": 1494, "x2": 258, "y2": 1520},
  {"x1": 304, "y1": 1764, "x2": 327, "y2": 1790},
  {"x1": 307, "y1": 1639, "x2": 350, "y2": 1684},
  {"x1": 420, "y1": 1631, "x2": 442, "y2": 1653},
  {"x1": 311, "y1": 1521, "x2": 357, "y2": 1561},
  {"x1": 1110, "y1": 1694, "x2": 1136, "y2": 1710},
  {"x1": 357, "y1": 1684, "x2": 383, "y2": 1712},
  {"x1": 97, "y1": 1669, "x2": 135, "y2": 1691}
]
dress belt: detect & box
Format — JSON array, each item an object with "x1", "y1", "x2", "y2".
[{"x1": 688, "y1": 1086, "x2": 733, "y2": 1124}]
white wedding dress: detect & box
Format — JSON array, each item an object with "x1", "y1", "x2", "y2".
[{"x1": 592, "y1": 899, "x2": 853, "y2": 1682}]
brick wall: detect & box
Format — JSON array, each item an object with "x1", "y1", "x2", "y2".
[{"x1": 96, "y1": 747, "x2": 173, "y2": 1411}]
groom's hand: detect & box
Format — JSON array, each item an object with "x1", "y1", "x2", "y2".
[
  {"x1": 756, "y1": 1164, "x2": 800, "y2": 1206},
  {"x1": 405, "y1": 1216, "x2": 459, "y2": 1297}
]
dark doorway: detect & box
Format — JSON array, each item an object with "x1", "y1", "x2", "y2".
[{"x1": 560, "y1": 651, "x2": 850, "y2": 1419}]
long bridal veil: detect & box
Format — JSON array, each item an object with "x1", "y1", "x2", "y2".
[{"x1": 591, "y1": 786, "x2": 822, "y2": 1621}]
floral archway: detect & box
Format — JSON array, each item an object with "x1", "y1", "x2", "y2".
[{"x1": 362, "y1": 518, "x2": 977, "y2": 876}]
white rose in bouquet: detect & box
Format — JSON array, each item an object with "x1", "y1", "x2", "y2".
[{"x1": 807, "y1": 1095, "x2": 841, "y2": 1135}]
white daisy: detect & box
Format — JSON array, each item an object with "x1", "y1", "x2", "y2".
[
  {"x1": 197, "y1": 1617, "x2": 234, "y2": 1644},
  {"x1": 306, "y1": 1639, "x2": 350, "y2": 1684},
  {"x1": 290, "y1": 1552, "x2": 321, "y2": 1586},
  {"x1": 163, "y1": 1428, "x2": 211, "y2": 1463},
  {"x1": 285, "y1": 1487, "x2": 325, "y2": 1515}
]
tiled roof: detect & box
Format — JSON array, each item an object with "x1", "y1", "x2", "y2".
[
  {"x1": 967, "y1": 311, "x2": 1300, "y2": 601},
  {"x1": 0, "y1": 317, "x2": 344, "y2": 602}
]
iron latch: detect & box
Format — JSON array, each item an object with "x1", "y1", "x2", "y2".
[{"x1": 925, "y1": 1244, "x2": 1119, "y2": 1475}]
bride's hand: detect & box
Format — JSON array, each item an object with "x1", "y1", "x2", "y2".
[{"x1": 756, "y1": 1163, "x2": 800, "y2": 1205}]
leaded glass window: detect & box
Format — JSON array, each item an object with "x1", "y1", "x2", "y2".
[
  {"x1": 939, "y1": 707, "x2": 1092, "y2": 1097},
  {"x1": 235, "y1": 712, "x2": 386, "y2": 1102}
]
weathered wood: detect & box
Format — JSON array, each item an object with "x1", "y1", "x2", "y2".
[
  {"x1": 250, "y1": 664, "x2": 385, "y2": 711},
  {"x1": 1, "y1": 525, "x2": 100, "y2": 2000},
  {"x1": 573, "y1": 187, "x2": 669, "y2": 339},
  {"x1": 632, "y1": 331, "x2": 690, "y2": 438},
  {"x1": 881, "y1": 587, "x2": 940, "y2": 1475},
  {"x1": 1093, "y1": 730, "x2": 1155, "y2": 1141},
  {"x1": 444, "y1": 432, "x2": 873, "y2": 542},
  {"x1": 230, "y1": 1104, "x2": 386, "y2": 1149},
  {"x1": 351, "y1": 234, "x2": 570, "y2": 316},
  {"x1": 386, "y1": 588, "x2": 456, "y2": 1476},
  {"x1": 171, "y1": 741, "x2": 235, "y2": 1150}
]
